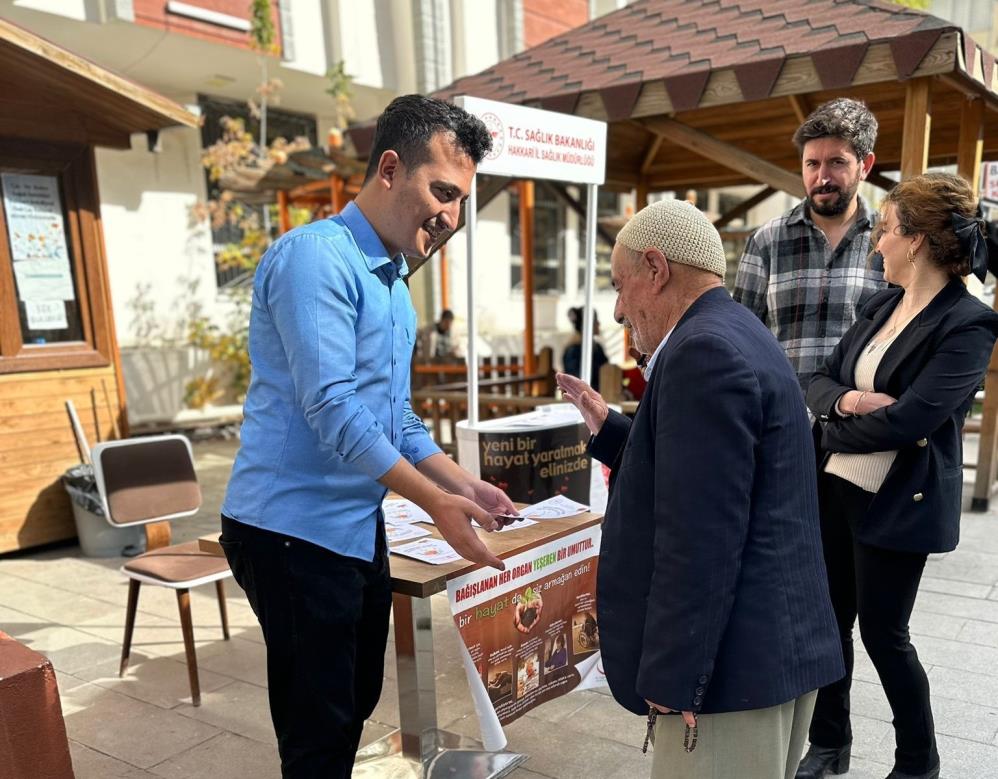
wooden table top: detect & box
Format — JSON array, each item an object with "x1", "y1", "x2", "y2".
[{"x1": 199, "y1": 509, "x2": 603, "y2": 599}]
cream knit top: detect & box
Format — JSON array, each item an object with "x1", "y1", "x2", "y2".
[{"x1": 824, "y1": 327, "x2": 904, "y2": 493}]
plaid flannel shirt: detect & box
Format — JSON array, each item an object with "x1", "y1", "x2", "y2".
[{"x1": 733, "y1": 198, "x2": 885, "y2": 391}]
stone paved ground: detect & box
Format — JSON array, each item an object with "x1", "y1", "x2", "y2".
[{"x1": 2, "y1": 437, "x2": 998, "y2": 778}]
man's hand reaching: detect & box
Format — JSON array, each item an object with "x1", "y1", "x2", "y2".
[{"x1": 427, "y1": 492, "x2": 506, "y2": 570}]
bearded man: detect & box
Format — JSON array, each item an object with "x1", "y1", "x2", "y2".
[{"x1": 733, "y1": 98, "x2": 886, "y2": 392}]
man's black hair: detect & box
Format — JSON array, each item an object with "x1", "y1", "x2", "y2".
[{"x1": 363, "y1": 95, "x2": 492, "y2": 182}]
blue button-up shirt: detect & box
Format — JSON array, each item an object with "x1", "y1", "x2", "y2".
[{"x1": 222, "y1": 202, "x2": 441, "y2": 560}]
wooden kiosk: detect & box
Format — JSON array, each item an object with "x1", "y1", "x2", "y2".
[{"x1": 0, "y1": 19, "x2": 198, "y2": 552}]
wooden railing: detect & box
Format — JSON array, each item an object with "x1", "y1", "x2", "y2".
[{"x1": 413, "y1": 390, "x2": 560, "y2": 456}]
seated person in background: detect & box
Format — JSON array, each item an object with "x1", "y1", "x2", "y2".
[
  {"x1": 563, "y1": 306, "x2": 608, "y2": 391},
  {"x1": 416, "y1": 309, "x2": 457, "y2": 360}
]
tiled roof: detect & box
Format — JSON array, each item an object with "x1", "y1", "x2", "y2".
[{"x1": 431, "y1": 0, "x2": 971, "y2": 117}]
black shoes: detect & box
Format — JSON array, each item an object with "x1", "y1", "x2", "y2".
[{"x1": 795, "y1": 744, "x2": 851, "y2": 778}]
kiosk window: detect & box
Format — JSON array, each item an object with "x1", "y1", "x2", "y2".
[
  {"x1": 1, "y1": 172, "x2": 85, "y2": 345},
  {"x1": 0, "y1": 142, "x2": 113, "y2": 373}
]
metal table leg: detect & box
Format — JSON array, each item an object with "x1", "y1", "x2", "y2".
[{"x1": 352, "y1": 593, "x2": 527, "y2": 778}]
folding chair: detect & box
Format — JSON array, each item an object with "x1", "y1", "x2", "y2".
[{"x1": 91, "y1": 434, "x2": 231, "y2": 706}]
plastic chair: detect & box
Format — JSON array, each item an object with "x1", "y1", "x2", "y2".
[{"x1": 91, "y1": 434, "x2": 231, "y2": 706}]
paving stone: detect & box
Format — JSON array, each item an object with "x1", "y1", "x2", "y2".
[
  {"x1": 507, "y1": 769, "x2": 555, "y2": 779},
  {"x1": 849, "y1": 714, "x2": 895, "y2": 761},
  {"x1": 74, "y1": 650, "x2": 235, "y2": 709},
  {"x1": 958, "y1": 619, "x2": 998, "y2": 648},
  {"x1": 928, "y1": 666, "x2": 998, "y2": 710},
  {"x1": 918, "y1": 576, "x2": 993, "y2": 599},
  {"x1": 840, "y1": 754, "x2": 897, "y2": 778},
  {"x1": 11, "y1": 622, "x2": 124, "y2": 676},
  {"x1": 0, "y1": 573, "x2": 123, "y2": 625},
  {"x1": 935, "y1": 732, "x2": 998, "y2": 778},
  {"x1": 915, "y1": 591, "x2": 998, "y2": 624},
  {"x1": 189, "y1": 634, "x2": 268, "y2": 688},
  {"x1": 448, "y1": 711, "x2": 649, "y2": 779},
  {"x1": 69, "y1": 741, "x2": 157, "y2": 778},
  {"x1": 545, "y1": 689, "x2": 644, "y2": 743},
  {"x1": 174, "y1": 679, "x2": 276, "y2": 747},
  {"x1": 63, "y1": 682, "x2": 221, "y2": 768},
  {"x1": 909, "y1": 610, "x2": 966, "y2": 640},
  {"x1": 147, "y1": 732, "x2": 279, "y2": 779},
  {"x1": 907, "y1": 634, "x2": 998, "y2": 677}
]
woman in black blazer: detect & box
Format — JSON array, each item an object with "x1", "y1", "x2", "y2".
[{"x1": 798, "y1": 173, "x2": 998, "y2": 779}]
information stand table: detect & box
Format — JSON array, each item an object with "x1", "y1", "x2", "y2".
[{"x1": 199, "y1": 509, "x2": 602, "y2": 778}]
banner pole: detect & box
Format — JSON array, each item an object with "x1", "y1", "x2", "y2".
[
  {"x1": 466, "y1": 175, "x2": 479, "y2": 425},
  {"x1": 580, "y1": 183, "x2": 598, "y2": 386}
]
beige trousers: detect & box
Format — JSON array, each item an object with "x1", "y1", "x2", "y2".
[{"x1": 650, "y1": 691, "x2": 817, "y2": 779}]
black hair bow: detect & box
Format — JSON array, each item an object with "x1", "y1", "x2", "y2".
[{"x1": 952, "y1": 211, "x2": 989, "y2": 282}]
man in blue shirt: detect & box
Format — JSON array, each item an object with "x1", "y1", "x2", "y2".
[{"x1": 219, "y1": 95, "x2": 515, "y2": 777}]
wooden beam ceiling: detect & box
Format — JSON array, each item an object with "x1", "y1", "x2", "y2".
[{"x1": 639, "y1": 116, "x2": 806, "y2": 198}]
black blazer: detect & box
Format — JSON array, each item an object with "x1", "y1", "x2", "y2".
[
  {"x1": 807, "y1": 279, "x2": 998, "y2": 554},
  {"x1": 590, "y1": 288, "x2": 843, "y2": 717}
]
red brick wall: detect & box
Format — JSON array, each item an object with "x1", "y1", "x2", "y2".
[
  {"x1": 133, "y1": 0, "x2": 282, "y2": 54},
  {"x1": 523, "y1": 0, "x2": 589, "y2": 48}
]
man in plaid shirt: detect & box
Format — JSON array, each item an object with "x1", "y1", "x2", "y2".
[{"x1": 734, "y1": 98, "x2": 885, "y2": 392}]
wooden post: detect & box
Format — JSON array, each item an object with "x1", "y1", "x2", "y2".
[
  {"x1": 635, "y1": 181, "x2": 648, "y2": 212},
  {"x1": 519, "y1": 180, "x2": 536, "y2": 374},
  {"x1": 276, "y1": 189, "x2": 291, "y2": 235},
  {"x1": 957, "y1": 96, "x2": 998, "y2": 509},
  {"x1": 957, "y1": 97, "x2": 984, "y2": 192},
  {"x1": 331, "y1": 173, "x2": 347, "y2": 214},
  {"x1": 439, "y1": 245, "x2": 450, "y2": 311},
  {"x1": 900, "y1": 78, "x2": 932, "y2": 180}
]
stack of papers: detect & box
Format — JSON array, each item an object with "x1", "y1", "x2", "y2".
[
  {"x1": 382, "y1": 498, "x2": 434, "y2": 525},
  {"x1": 385, "y1": 522, "x2": 431, "y2": 544}
]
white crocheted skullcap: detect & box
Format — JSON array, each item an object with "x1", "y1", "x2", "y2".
[{"x1": 616, "y1": 198, "x2": 726, "y2": 280}]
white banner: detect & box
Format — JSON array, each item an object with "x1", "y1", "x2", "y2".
[{"x1": 457, "y1": 96, "x2": 607, "y2": 185}]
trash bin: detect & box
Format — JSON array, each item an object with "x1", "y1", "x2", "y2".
[{"x1": 62, "y1": 465, "x2": 145, "y2": 557}]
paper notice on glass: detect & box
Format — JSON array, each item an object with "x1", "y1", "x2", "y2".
[
  {"x1": 385, "y1": 522, "x2": 431, "y2": 544},
  {"x1": 382, "y1": 498, "x2": 434, "y2": 525},
  {"x1": 2, "y1": 173, "x2": 71, "y2": 264},
  {"x1": 12, "y1": 258, "x2": 75, "y2": 302},
  {"x1": 24, "y1": 300, "x2": 67, "y2": 331},
  {"x1": 390, "y1": 538, "x2": 463, "y2": 565}
]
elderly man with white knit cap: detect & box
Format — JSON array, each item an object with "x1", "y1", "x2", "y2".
[{"x1": 557, "y1": 199, "x2": 843, "y2": 779}]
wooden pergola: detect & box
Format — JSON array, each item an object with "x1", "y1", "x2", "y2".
[{"x1": 358, "y1": 0, "x2": 998, "y2": 507}]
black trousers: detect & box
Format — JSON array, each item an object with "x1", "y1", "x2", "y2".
[
  {"x1": 220, "y1": 515, "x2": 392, "y2": 779},
  {"x1": 810, "y1": 473, "x2": 938, "y2": 774}
]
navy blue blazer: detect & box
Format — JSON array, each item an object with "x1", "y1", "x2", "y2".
[
  {"x1": 590, "y1": 287, "x2": 844, "y2": 717},
  {"x1": 807, "y1": 279, "x2": 998, "y2": 554}
]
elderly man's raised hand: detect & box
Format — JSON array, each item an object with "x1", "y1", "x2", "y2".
[{"x1": 556, "y1": 372, "x2": 609, "y2": 435}]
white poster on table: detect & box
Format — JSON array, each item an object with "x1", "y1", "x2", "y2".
[
  {"x1": 456, "y1": 96, "x2": 607, "y2": 185},
  {"x1": 24, "y1": 300, "x2": 68, "y2": 331},
  {"x1": 1, "y1": 173, "x2": 75, "y2": 301}
]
